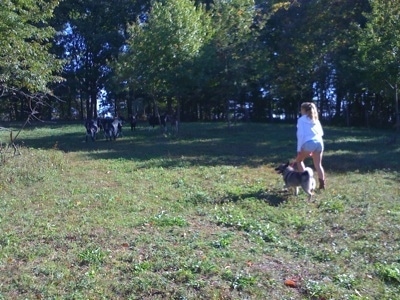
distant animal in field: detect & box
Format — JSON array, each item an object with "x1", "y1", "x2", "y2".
[
  {"x1": 148, "y1": 114, "x2": 167, "y2": 129},
  {"x1": 275, "y1": 162, "x2": 316, "y2": 201},
  {"x1": 99, "y1": 118, "x2": 122, "y2": 141},
  {"x1": 85, "y1": 119, "x2": 100, "y2": 142},
  {"x1": 167, "y1": 113, "x2": 179, "y2": 133},
  {"x1": 130, "y1": 114, "x2": 137, "y2": 131}
]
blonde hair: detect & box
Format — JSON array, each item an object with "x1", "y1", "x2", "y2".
[{"x1": 301, "y1": 102, "x2": 319, "y2": 121}]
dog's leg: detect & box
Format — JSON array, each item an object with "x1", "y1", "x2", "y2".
[
  {"x1": 283, "y1": 184, "x2": 289, "y2": 192},
  {"x1": 295, "y1": 186, "x2": 299, "y2": 196}
]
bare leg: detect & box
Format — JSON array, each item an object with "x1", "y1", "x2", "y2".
[
  {"x1": 311, "y1": 151, "x2": 325, "y2": 181},
  {"x1": 296, "y1": 151, "x2": 310, "y2": 172}
]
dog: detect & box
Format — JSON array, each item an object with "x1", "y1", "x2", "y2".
[{"x1": 275, "y1": 162, "x2": 316, "y2": 201}]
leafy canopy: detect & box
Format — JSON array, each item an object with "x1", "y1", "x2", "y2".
[
  {"x1": 0, "y1": 0, "x2": 63, "y2": 93},
  {"x1": 121, "y1": 0, "x2": 212, "y2": 98},
  {"x1": 357, "y1": 0, "x2": 400, "y2": 83}
]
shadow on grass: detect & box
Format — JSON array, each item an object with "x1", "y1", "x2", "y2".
[
  {"x1": 11, "y1": 121, "x2": 400, "y2": 174},
  {"x1": 223, "y1": 189, "x2": 288, "y2": 207},
  {"x1": 259, "y1": 191, "x2": 288, "y2": 207}
]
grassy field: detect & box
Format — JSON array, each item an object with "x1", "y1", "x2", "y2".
[{"x1": 0, "y1": 121, "x2": 399, "y2": 299}]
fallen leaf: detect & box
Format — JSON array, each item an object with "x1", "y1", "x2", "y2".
[{"x1": 284, "y1": 279, "x2": 297, "y2": 288}]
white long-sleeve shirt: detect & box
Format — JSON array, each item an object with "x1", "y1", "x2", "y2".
[{"x1": 296, "y1": 115, "x2": 324, "y2": 152}]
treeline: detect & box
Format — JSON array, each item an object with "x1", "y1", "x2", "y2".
[{"x1": 0, "y1": 0, "x2": 399, "y2": 129}]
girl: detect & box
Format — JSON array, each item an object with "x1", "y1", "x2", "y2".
[{"x1": 295, "y1": 102, "x2": 325, "y2": 189}]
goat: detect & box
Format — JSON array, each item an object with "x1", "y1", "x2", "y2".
[
  {"x1": 99, "y1": 118, "x2": 122, "y2": 141},
  {"x1": 85, "y1": 119, "x2": 99, "y2": 142}
]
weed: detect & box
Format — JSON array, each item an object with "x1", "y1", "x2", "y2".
[
  {"x1": 375, "y1": 262, "x2": 400, "y2": 283},
  {"x1": 318, "y1": 195, "x2": 346, "y2": 213},
  {"x1": 149, "y1": 211, "x2": 188, "y2": 227},
  {"x1": 222, "y1": 269, "x2": 257, "y2": 290},
  {"x1": 132, "y1": 261, "x2": 152, "y2": 273},
  {"x1": 186, "y1": 258, "x2": 217, "y2": 275},
  {"x1": 184, "y1": 190, "x2": 212, "y2": 205},
  {"x1": 78, "y1": 247, "x2": 106, "y2": 266},
  {"x1": 212, "y1": 233, "x2": 234, "y2": 249},
  {"x1": 214, "y1": 204, "x2": 279, "y2": 242},
  {"x1": 333, "y1": 273, "x2": 357, "y2": 289},
  {"x1": 303, "y1": 280, "x2": 330, "y2": 298}
]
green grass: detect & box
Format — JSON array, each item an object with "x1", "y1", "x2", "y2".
[{"x1": 0, "y1": 121, "x2": 399, "y2": 299}]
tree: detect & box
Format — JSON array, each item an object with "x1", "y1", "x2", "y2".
[
  {"x1": 119, "y1": 0, "x2": 212, "y2": 119},
  {"x1": 0, "y1": 0, "x2": 63, "y2": 92},
  {"x1": 52, "y1": 0, "x2": 145, "y2": 119},
  {"x1": 0, "y1": 0, "x2": 63, "y2": 120},
  {"x1": 260, "y1": 0, "x2": 371, "y2": 122},
  {"x1": 208, "y1": 0, "x2": 263, "y2": 121},
  {"x1": 357, "y1": 0, "x2": 400, "y2": 131},
  {"x1": 262, "y1": 1, "x2": 312, "y2": 120}
]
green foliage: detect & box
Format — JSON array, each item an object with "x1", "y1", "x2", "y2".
[
  {"x1": 78, "y1": 247, "x2": 106, "y2": 266},
  {"x1": 123, "y1": 0, "x2": 212, "y2": 99},
  {"x1": 214, "y1": 204, "x2": 279, "y2": 242},
  {"x1": 184, "y1": 189, "x2": 213, "y2": 204},
  {"x1": 318, "y1": 195, "x2": 346, "y2": 213},
  {"x1": 212, "y1": 233, "x2": 234, "y2": 249},
  {"x1": 304, "y1": 280, "x2": 331, "y2": 298},
  {"x1": 0, "y1": 0, "x2": 63, "y2": 92},
  {"x1": 150, "y1": 211, "x2": 188, "y2": 227},
  {"x1": 222, "y1": 269, "x2": 257, "y2": 290},
  {"x1": 52, "y1": 0, "x2": 140, "y2": 119},
  {"x1": 375, "y1": 262, "x2": 400, "y2": 283},
  {"x1": 357, "y1": 0, "x2": 400, "y2": 80},
  {"x1": 355, "y1": 0, "x2": 400, "y2": 128},
  {"x1": 211, "y1": 0, "x2": 260, "y2": 79},
  {"x1": 3, "y1": 0, "x2": 398, "y2": 129},
  {"x1": 131, "y1": 261, "x2": 152, "y2": 273},
  {"x1": 333, "y1": 273, "x2": 358, "y2": 289}
]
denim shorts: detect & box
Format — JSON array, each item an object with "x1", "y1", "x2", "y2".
[{"x1": 301, "y1": 140, "x2": 324, "y2": 152}]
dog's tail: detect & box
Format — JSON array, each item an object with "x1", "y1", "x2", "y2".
[
  {"x1": 301, "y1": 168, "x2": 314, "y2": 177},
  {"x1": 301, "y1": 169, "x2": 316, "y2": 194}
]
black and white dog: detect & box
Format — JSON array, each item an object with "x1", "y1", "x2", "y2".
[{"x1": 275, "y1": 162, "x2": 316, "y2": 201}]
